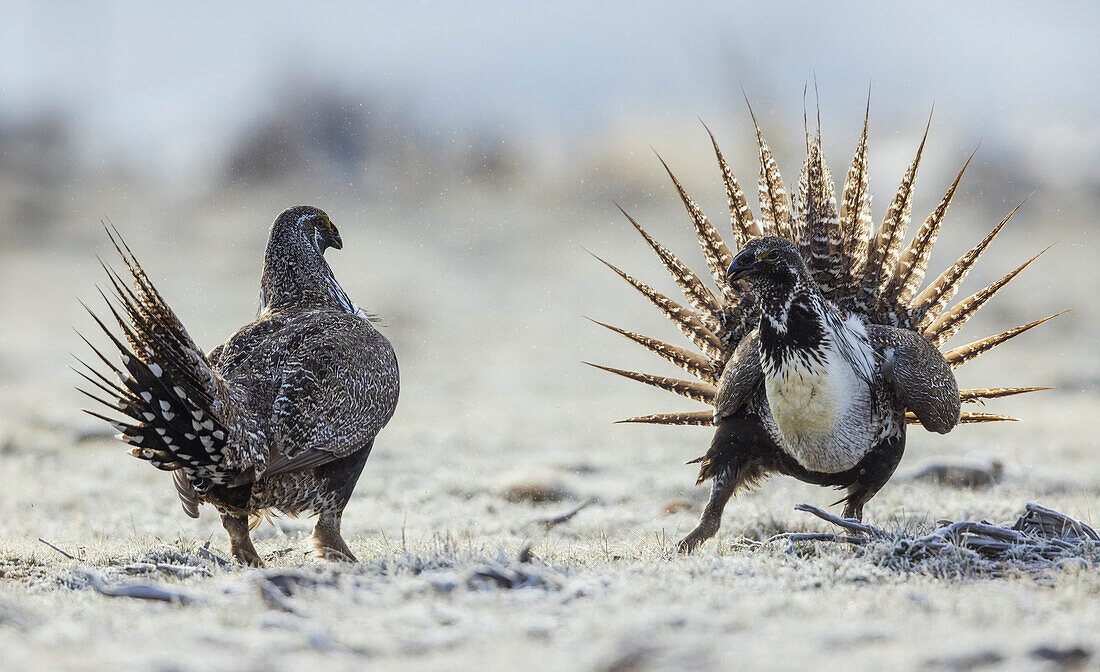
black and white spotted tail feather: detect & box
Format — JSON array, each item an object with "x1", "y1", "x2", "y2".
[
  {"x1": 591, "y1": 103, "x2": 1059, "y2": 429},
  {"x1": 76, "y1": 227, "x2": 234, "y2": 514}
]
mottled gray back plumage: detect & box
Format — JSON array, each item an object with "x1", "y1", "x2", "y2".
[{"x1": 78, "y1": 205, "x2": 399, "y2": 564}]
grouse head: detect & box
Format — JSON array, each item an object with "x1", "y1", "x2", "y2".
[
  {"x1": 273, "y1": 205, "x2": 343, "y2": 254},
  {"x1": 725, "y1": 237, "x2": 810, "y2": 299}
]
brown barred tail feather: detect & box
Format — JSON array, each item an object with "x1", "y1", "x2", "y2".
[
  {"x1": 747, "y1": 101, "x2": 792, "y2": 240},
  {"x1": 703, "y1": 122, "x2": 761, "y2": 249},
  {"x1": 654, "y1": 152, "x2": 736, "y2": 301},
  {"x1": 590, "y1": 98, "x2": 1059, "y2": 555},
  {"x1": 616, "y1": 411, "x2": 714, "y2": 426},
  {"x1": 862, "y1": 110, "x2": 930, "y2": 313}
]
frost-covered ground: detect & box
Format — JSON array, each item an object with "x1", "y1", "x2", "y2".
[{"x1": 1, "y1": 172, "x2": 1098, "y2": 671}]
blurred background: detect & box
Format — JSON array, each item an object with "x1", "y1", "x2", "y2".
[
  {"x1": 3, "y1": 5, "x2": 1100, "y2": 667},
  {"x1": 0, "y1": 1, "x2": 1098, "y2": 506}
]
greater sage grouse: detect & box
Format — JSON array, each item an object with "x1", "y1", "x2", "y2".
[
  {"x1": 589, "y1": 106, "x2": 1059, "y2": 553},
  {"x1": 77, "y1": 206, "x2": 399, "y2": 565}
]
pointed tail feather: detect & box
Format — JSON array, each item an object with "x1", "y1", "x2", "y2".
[
  {"x1": 616, "y1": 410, "x2": 714, "y2": 426},
  {"x1": 703, "y1": 122, "x2": 762, "y2": 247},
  {"x1": 892, "y1": 148, "x2": 975, "y2": 315},
  {"x1": 923, "y1": 246, "x2": 1050, "y2": 346},
  {"x1": 746, "y1": 102, "x2": 793, "y2": 240},
  {"x1": 654, "y1": 152, "x2": 735, "y2": 296},
  {"x1": 583, "y1": 362, "x2": 717, "y2": 404},
  {"x1": 589, "y1": 252, "x2": 725, "y2": 360},
  {"x1": 585, "y1": 318, "x2": 718, "y2": 383},
  {"x1": 959, "y1": 387, "x2": 1053, "y2": 403},
  {"x1": 865, "y1": 113, "x2": 930, "y2": 312},
  {"x1": 794, "y1": 152, "x2": 811, "y2": 251},
  {"x1": 944, "y1": 312, "x2": 1067, "y2": 369},
  {"x1": 913, "y1": 202, "x2": 1021, "y2": 328},
  {"x1": 906, "y1": 411, "x2": 1019, "y2": 425},
  {"x1": 617, "y1": 204, "x2": 726, "y2": 321},
  {"x1": 838, "y1": 102, "x2": 873, "y2": 300},
  {"x1": 959, "y1": 412, "x2": 1019, "y2": 423},
  {"x1": 799, "y1": 132, "x2": 842, "y2": 297}
]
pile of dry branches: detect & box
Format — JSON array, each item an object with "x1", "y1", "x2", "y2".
[{"x1": 776, "y1": 502, "x2": 1099, "y2": 578}]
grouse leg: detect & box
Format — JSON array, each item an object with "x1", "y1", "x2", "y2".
[
  {"x1": 220, "y1": 512, "x2": 263, "y2": 566},
  {"x1": 838, "y1": 434, "x2": 906, "y2": 521},
  {"x1": 313, "y1": 509, "x2": 356, "y2": 562},
  {"x1": 310, "y1": 440, "x2": 373, "y2": 562},
  {"x1": 678, "y1": 469, "x2": 736, "y2": 553},
  {"x1": 678, "y1": 414, "x2": 773, "y2": 553}
]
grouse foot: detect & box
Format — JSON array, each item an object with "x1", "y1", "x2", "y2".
[
  {"x1": 221, "y1": 512, "x2": 264, "y2": 567},
  {"x1": 312, "y1": 516, "x2": 357, "y2": 562}
]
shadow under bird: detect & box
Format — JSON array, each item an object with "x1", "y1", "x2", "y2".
[
  {"x1": 589, "y1": 103, "x2": 1060, "y2": 553},
  {"x1": 76, "y1": 206, "x2": 399, "y2": 565}
]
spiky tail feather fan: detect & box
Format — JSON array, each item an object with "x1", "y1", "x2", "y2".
[
  {"x1": 75, "y1": 227, "x2": 236, "y2": 514},
  {"x1": 591, "y1": 105, "x2": 1057, "y2": 429}
]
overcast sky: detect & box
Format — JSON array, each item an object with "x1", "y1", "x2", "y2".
[{"x1": 2, "y1": 1, "x2": 1097, "y2": 178}]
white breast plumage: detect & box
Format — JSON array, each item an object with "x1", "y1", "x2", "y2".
[{"x1": 761, "y1": 312, "x2": 880, "y2": 473}]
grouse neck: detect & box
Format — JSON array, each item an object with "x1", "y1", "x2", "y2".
[
  {"x1": 259, "y1": 228, "x2": 357, "y2": 314},
  {"x1": 755, "y1": 278, "x2": 830, "y2": 373}
]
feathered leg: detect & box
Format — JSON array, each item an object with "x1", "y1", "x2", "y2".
[
  {"x1": 836, "y1": 433, "x2": 905, "y2": 521},
  {"x1": 678, "y1": 468, "x2": 735, "y2": 554},
  {"x1": 677, "y1": 413, "x2": 774, "y2": 553},
  {"x1": 310, "y1": 440, "x2": 373, "y2": 562},
  {"x1": 220, "y1": 512, "x2": 262, "y2": 566},
  {"x1": 313, "y1": 511, "x2": 356, "y2": 562}
]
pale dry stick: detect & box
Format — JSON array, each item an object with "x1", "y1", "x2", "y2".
[
  {"x1": 786, "y1": 533, "x2": 867, "y2": 546},
  {"x1": 119, "y1": 562, "x2": 212, "y2": 579},
  {"x1": 793, "y1": 503, "x2": 882, "y2": 535},
  {"x1": 1016, "y1": 502, "x2": 1100, "y2": 540},
  {"x1": 933, "y1": 521, "x2": 1023, "y2": 543}
]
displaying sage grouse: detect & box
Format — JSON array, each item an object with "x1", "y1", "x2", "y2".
[
  {"x1": 77, "y1": 206, "x2": 399, "y2": 565},
  {"x1": 589, "y1": 105, "x2": 1059, "y2": 553}
]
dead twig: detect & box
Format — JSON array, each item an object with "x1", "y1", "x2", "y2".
[
  {"x1": 1016, "y1": 502, "x2": 1100, "y2": 541},
  {"x1": 527, "y1": 498, "x2": 597, "y2": 529},
  {"x1": 793, "y1": 504, "x2": 881, "y2": 536},
  {"x1": 789, "y1": 502, "x2": 1099, "y2": 577},
  {"x1": 198, "y1": 542, "x2": 232, "y2": 569},
  {"x1": 254, "y1": 576, "x2": 303, "y2": 614},
  {"x1": 37, "y1": 538, "x2": 77, "y2": 560},
  {"x1": 118, "y1": 562, "x2": 211, "y2": 579},
  {"x1": 77, "y1": 570, "x2": 199, "y2": 605}
]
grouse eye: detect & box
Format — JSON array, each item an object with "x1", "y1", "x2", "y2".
[{"x1": 766, "y1": 249, "x2": 780, "y2": 260}]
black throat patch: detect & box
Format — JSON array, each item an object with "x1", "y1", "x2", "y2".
[{"x1": 758, "y1": 294, "x2": 829, "y2": 373}]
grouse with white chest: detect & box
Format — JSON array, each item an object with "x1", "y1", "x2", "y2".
[
  {"x1": 77, "y1": 206, "x2": 399, "y2": 565},
  {"x1": 589, "y1": 103, "x2": 1059, "y2": 552}
]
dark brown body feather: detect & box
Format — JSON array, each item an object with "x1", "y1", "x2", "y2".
[{"x1": 78, "y1": 206, "x2": 399, "y2": 565}]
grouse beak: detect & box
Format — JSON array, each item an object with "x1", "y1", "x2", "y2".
[{"x1": 725, "y1": 255, "x2": 754, "y2": 282}]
